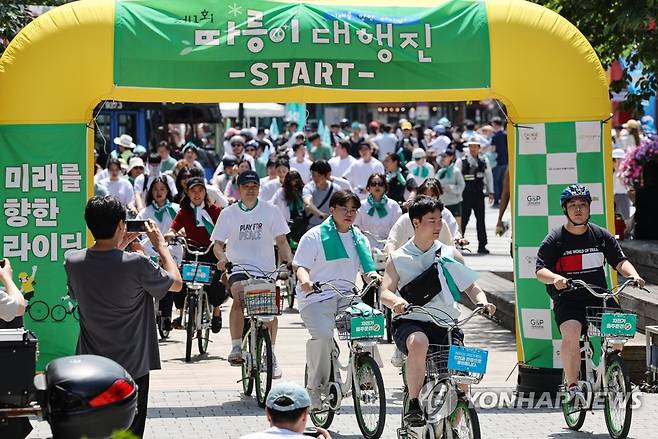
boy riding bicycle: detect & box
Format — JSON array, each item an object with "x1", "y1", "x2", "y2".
[
  {"x1": 380, "y1": 196, "x2": 495, "y2": 426},
  {"x1": 535, "y1": 184, "x2": 645, "y2": 405}
]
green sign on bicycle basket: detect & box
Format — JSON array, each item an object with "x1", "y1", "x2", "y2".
[
  {"x1": 350, "y1": 315, "x2": 385, "y2": 339},
  {"x1": 600, "y1": 313, "x2": 636, "y2": 337}
]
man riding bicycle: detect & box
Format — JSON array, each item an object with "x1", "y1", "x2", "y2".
[
  {"x1": 213, "y1": 170, "x2": 292, "y2": 378},
  {"x1": 379, "y1": 196, "x2": 495, "y2": 426},
  {"x1": 535, "y1": 184, "x2": 645, "y2": 404},
  {"x1": 293, "y1": 190, "x2": 381, "y2": 410}
]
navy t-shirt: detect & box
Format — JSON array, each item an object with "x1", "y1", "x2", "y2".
[
  {"x1": 491, "y1": 130, "x2": 508, "y2": 166},
  {"x1": 535, "y1": 224, "x2": 626, "y2": 299}
]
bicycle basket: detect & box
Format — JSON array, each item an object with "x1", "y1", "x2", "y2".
[
  {"x1": 335, "y1": 312, "x2": 385, "y2": 341},
  {"x1": 243, "y1": 282, "x2": 281, "y2": 316},
  {"x1": 585, "y1": 306, "x2": 637, "y2": 338},
  {"x1": 426, "y1": 344, "x2": 485, "y2": 384},
  {"x1": 181, "y1": 262, "x2": 214, "y2": 285}
]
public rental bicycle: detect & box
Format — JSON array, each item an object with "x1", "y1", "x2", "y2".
[
  {"x1": 561, "y1": 278, "x2": 651, "y2": 439},
  {"x1": 226, "y1": 262, "x2": 289, "y2": 408},
  {"x1": 362, "y1": 230, "x2": 393, "y2": 343},
  {"x1": 305, "y1": 278, "x2": 387, "y2": 439},
  {"x1": 396, "y1": 305, "x2": 489, "y2": 439},
  {"x1": 171, "y1": 236, "x2": 215, "y2": 363}
]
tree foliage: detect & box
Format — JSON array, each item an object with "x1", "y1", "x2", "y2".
[
  {"x1": 534, "y1": 0, "x2": 658, "y2": 112},
  {"x1": 0, "y1": 2, "x2": 72, "y2": 55}
]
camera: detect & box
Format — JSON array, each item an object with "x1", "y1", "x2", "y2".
[{"x1": 126, "y1": 219, "x2": 148, "y2": 233}]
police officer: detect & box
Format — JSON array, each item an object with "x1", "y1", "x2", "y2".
[{"x1": 455, "y1": 136, "x2": 494, "y2": 254}]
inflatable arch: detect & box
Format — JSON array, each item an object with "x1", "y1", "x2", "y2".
[{"x1": 0, "y1": 0, "x2": 613, "y2": 390}]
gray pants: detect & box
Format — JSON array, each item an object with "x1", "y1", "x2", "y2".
[{"x1": 300, "y1": 295, "x2": 352, "y2": 389}]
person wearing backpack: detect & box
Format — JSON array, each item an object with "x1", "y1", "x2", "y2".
[{"x1": 535, "y1": 184, "x2": 645, "y2": 406}]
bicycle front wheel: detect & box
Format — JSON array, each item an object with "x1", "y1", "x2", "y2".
[
  {"x1": 197, "y1": 293, "x2": 210, "y2": 355},
  {"x1": 185, "y1": 296, "x2": 196, "y2": 363},
  {"x1": 28, "y1": 300, "x2": 49, "y2": 322},
  {"x1": 450, "y1": 397, "x2": 481, "y2": 439},
  {"x1": 254, "y1": 328, "x2": 273, "y2": 407},
  {"x1": 604, "y1": 354, "x2": 632, "y2": 439},
  {"x1": 50, "y1": 305, "x2": 67, "y2": 322},
  {"x1": 353, "y1": 354, "x2": 386, "y2": 439}
]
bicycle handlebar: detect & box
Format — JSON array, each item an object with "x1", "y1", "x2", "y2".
[
  {"x1": 169, "y1": 236, "x2": 214, "y2": 257},
  {"x1": 393, "y1": 304, "x2": 486, "y2": 330},
  {"x1": 225, "y1": 261, "x2": 291, "y2": 280},
  {"x1": 565, "y1": 278, "x2": 651, "y2": 298},
  {"x1": 307, "y1": 278, "x2": 381, "y2": 300}
]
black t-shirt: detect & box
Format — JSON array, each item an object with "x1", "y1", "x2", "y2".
[{"x1": 535, "y1": 224, "x2": 626, "y2": 299}]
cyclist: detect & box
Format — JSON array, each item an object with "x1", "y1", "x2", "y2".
[
  {"x1": 535, "y1": 184, "x2": 645, "y2": 404},
  {"x1": 212, "y1": 170, "x2": 292, "y2": 378},
  {"x1": 293, "y1": 190, "x2": 380, "y2": 410},
  {"x1": 167, "y1": 177, "x2": 225, "y2": 333},
  {"x1": 354, "y1": 173, "x2": 402, "y2": 251},
  {"x1": 137, "y1": 176, "x2": 182, "y2": 332},
  {"x1": 380, "y1": 196, "x2": 496, "y2": 426}
]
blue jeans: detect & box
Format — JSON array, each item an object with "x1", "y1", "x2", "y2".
[{"x1": 492, "y1": 165, "x2": 507, "y2": 205}]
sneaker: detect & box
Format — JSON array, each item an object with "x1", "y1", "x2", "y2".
[
  {"x1": 477, "y1": 247, "x2": 490, "y2": 255},
  {"x1": 172, "y1": 316, "x2": 183, "y2": 330},
  {"x1": 308, "y1": 388, "x2": 323, "y2": 411},
  {"x1": 272, "y1": 354, "x2": 282, "y2": 379},
  {"x1": 211, "y1": 315, "x2": 222, "y2": 333},
  {"x1": 228, "y1": 345, "x2": 244, "y2": 366},
  {"x1": 567, "y1": 384, "x2": 585, "y2": 408},
  {"x1": 404, "y1": 398, "x2": 425, "y2": 427},
  {"x1": 391, "y1": 347, "x2": 405, "y2": 368},
  {"x1": 162, "y1": 317, "x2": 172, "y2": 332}
]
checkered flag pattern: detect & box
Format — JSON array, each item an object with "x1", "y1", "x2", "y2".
[{"x1": 513, "y1": 121, "x2": 610, "y2": 369}]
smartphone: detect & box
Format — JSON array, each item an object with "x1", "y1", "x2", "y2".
[{"x1": 126, "y1": 219, "x2": 148, "y2": 233}]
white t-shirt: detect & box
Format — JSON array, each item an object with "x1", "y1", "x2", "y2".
[
  {"x1": 290, "y1": 158, "x2": 313, "y2": 183},
  {"x1": 100, "y1": 178, "x2": 135, "y2": 206},
  {"x1": 0, "y1": 288, "x2": 20, "y2": 322},
  {"x1": 328, "y1": 155, "x2": 357, "y2": 177},
  {"x1": 405, "y1": 162, "x2": 436, "y2": 186},
  {"x1": 392, "y1": 240, "x2": 466, "y2": 324},
  {"x1": 293, "y1": 224, "x2": 371, "y2": 311},
  {"x1": 343, "y1": 158, "x2": 385, "y2": 199},
  {"x1": 355, "y1": 198, "x2": 402, "y2": 250},
  {"x1": 259, "y1": 178, "x2": 282, "y2": 202},
  {"x1": 374, "y1": 133, "x2": 398, "y2": 158},
  {"x1": 270, "y1": 188, "x2": 292, "y2": 222},
  {"x1": 133, "y1": 172, "x2": 178, "y2": 203},
  {"x1": 241, "y1": 427, "x2": 307, "y2": 439},
  {"x1": 206, "y1": 184, "x2": 229, "y2": 208},
  {"x1": 330, "y1": 176, "x2": 352, "y2": 191},
  {"x1": 429, "y1": 135, "x2": 452, "y2": 155},
  {"x1": 211, "y1": 200, "x2": 290, "y2": 274},
  {"x1": 136, "y1": 203, "x2": 183, "y2": 262}
]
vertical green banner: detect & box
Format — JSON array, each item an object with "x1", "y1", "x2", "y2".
[
  {"x1": 0, "y1": 124, "x2": 87, "y2": 369},
  {"x1": 513, "y1": 121, "x2": 609, "y2": 369}
]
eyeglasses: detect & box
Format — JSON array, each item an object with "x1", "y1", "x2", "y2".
[
  {"x1": 368, "y1": 182, "x2": 385, "y2": 187},
  {"x1": 334, "y1": 206, "x2": 358, "y2": 216}
]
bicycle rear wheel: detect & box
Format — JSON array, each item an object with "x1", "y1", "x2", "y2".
[
  {"x1": 27, "y1": 300, "x2": 49, "y2": 322},
  {"x1": 50, "y1": 305, "x2": 67, "y2": 322},
  {"x1": 185, "y1": 296, "x2": 196, "y2": 363},
  {"x1": 604, "y1": 353, "x2": 632, "y2": 439},
  {"x1": 450, "y1": 397, "x2": 480, "y2": 439},
  {"x1": 241, "y1": 328, "x2": 254, "y2": 396},
  {"x1": 255, "y1": 327, "x2": 273, "y2": 407},
  {"x1": 353, "y1": 354, "x2": 386, "y2": 439},
  {"x1": 197, "y1": 293, "x2": 210, "y2": 355}
]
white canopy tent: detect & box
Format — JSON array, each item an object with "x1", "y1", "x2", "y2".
[{"x1": 219, "y1": 102, "x2": 285, "y2": 118}]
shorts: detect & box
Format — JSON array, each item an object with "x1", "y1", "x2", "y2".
[
  {"x1": 553, "y1": 293, "x2": 620, "y2": 334},
  {"x1": 227, "y1": 272, "x2": 250, "y2": 297},
  {"x1": 392, "y1": 319, "x2": 464, "y2": 355},
  {"x1": 445, "y1": 203, "x2": 462, "y2": 218}
]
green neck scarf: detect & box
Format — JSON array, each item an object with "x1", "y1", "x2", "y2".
[
  {"x1": 438, "y1": 164, "x2": 454, "y2": 180},
  {"x1": 413, "y1": 164, "x2": 430, "y2": 178},
  {"x1": 438, "y1": 254, "x2": 479, "y2": 302},
  {"x1": 289, "y1": 196, "x2": 304, "y2": 217},
  {"x1": 387, "y1": 170, "x2": 406, "y2": 186},
  {"x1": 152, "y1": 201, "x2": 177, "y2": 223},
  {"x1": 367, "y1": 194, "x2": 389, "y2": 218},
  {"x1": 193, "y1": 203, "x2": 215, "y2": 235},
  {"x1": 319, "y1": 216, "x2": 376, "y2": 273}
]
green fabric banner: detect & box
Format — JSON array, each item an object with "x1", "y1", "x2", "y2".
[
  {"x1": 0, "y1": 124, "x2": 87, "y2": 369},
  {"x1": 114, "y1": 0, "x2": 490, "y2": 90},
  {"x1": 513, "y1": 121, "x2": 610, "y2": 369}
]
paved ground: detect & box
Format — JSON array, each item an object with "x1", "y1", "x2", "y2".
[{"x1": 28, "y1": 205, "x2": 658, "y2": 438}]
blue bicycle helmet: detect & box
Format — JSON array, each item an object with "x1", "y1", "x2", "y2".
[{"x1": 560, "y1": 184, "x2": 592, "y2": 207}]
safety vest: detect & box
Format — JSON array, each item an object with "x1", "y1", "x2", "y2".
[{"x1": 462, "y1": 156, "x2": 486, "y2": 194}]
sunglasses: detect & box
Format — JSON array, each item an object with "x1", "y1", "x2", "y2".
[{"x1": 368, "y1": 182, "x2": 385, "y2": 187}]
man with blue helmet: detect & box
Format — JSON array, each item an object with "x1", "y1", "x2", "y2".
[{"x1": 535, "y1": 184, "x2": 644, "y2": 405}]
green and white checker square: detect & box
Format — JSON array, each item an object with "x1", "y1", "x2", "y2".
[{"x1": 514, "y1": 120, "x2": 608, "y2": 369}]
